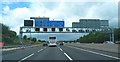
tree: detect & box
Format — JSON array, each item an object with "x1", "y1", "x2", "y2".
[
  {"x1": 27, "y1": 38, "x2": 31, "y2": 40},
  {"x1": 77, "y1": 32, "x2": 109, "y2": 43},
  {"x1": 23, "y1": 35, "x2": 27, "y2": 40},
  {"x1": 8, "y1": 31, "x2": 17, "y2": 39},
  {"x1": 114, "y1": 28, "x2": 120, "y2": 41},
  {"x1": 2, "y1": 23, "x2": 10, "y2": 35},
  {"x1": 31, "y1": 37, "x2": 37, "y2": 42},
  {"x1": 38, "y1": 40, "x2": 41, "y2": 42},
  {"x1": 1, "y1": 23, "x2": 18, "y2": 45}
]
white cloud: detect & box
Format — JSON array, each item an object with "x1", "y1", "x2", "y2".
[
  {"x1": 1, "y1": 0, "x2": 120, "y2": 2},
  {"x1": 1, "y1": 1, "x2": 118, "y2": 36},
  {"x1": 85, "y1": 5, "x2": 100, "y2": 19},
  {"x1": 94, "y1": 2, "x2": 118, "y2": 28},
  {"x1": 3, "y1": 6, "x2": 10, "y2": 14},
  {"x1": 109, "y1": 17, "x2": 118, "y2": 28},
  {"x1": 2, "y1": 7, "x2": 31, "y2": 34},
  {"x1": 0, "y1": 14, "x2": 2, "y2": 23}
]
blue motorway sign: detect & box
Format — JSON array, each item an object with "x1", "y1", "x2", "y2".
[{"x1": 35, "y1": 20, "x2": 64, "y2": 27}]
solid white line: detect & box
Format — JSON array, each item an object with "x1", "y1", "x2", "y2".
[
  {"x1": 38, "y1": 49, "x2": 43, "y2": 52},
  {"x1": 64, "y1": 52, "x2": 73, "y2": 61},
  {"x1": 68, "y1": 46, "x2": 120, "y2": 60},
  {"x1": 19, "y1": 53, "x2": 34, "y2": 62}
]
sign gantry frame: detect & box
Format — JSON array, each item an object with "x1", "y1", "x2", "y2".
[{"x1": 19, "y1": 26, "x2": 114, "y2": 43}]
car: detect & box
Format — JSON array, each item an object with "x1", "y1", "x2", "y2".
[
  {"x1": 115, "y1": 41, "x2": 120, "y2": 44},
  {"x1": 43, "y1": 42, "x2": 48, "y2": 46},
  {"x1": 59, "y1": 42, "x2": 64, "y2": 45},
  {"x1": 103, "y1": 41, "x2": 114, "y2": 44}
]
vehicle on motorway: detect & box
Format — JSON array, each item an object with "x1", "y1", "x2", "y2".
[
  {"x1": 48, "y1": 36, "x2": 57, "y2": 47},
  {"x1": 115, "y1": 41, "x2": 120, "y2": 44},
  {"x1": 43, "y1": 42, "x2": 48, "y2": 46},
  {"x1": 59, "y1": 42, "x2": 64, "y2": 46},
  {"x1": 103, "y1": 41, "x2": 114, "y2": 44}
]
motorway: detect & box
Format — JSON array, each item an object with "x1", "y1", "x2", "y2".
[{"x1": 2, "y1": 44, "x2": 120, "y2": 62}]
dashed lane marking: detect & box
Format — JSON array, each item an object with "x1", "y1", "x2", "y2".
[
  {"x1": 18, "y1": 53, "x2": 34, "y2": 62},
  {"x1": 60, "y1": 48, "x2": 63, "y2": 51},
  {"x1": 38, "y1": 47, "x2": 46, "y2": 52},
  {"x1": 58, "y1": 47, "x2": 63, "y2": 51},
  {"x1": 38, "y1": 49, "x2": 43, "y2": 52}
]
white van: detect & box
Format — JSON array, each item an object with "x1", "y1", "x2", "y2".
[{"x1": 48, "y1": 36, "x2": 57, "y2": 47}]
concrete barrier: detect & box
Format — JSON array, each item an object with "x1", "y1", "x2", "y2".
[
  {"x1": 66, "y1": 43, "x2": 119, "y2": 53},
  {"x1": 1, "y1": 44, "x2": 41, "y2": 51}
]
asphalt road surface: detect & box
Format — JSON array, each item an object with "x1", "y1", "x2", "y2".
[{"x1": 2, "y1": 45, "x2": 120, "y2": 62}]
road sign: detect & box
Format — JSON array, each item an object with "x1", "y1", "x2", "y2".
[
  {"x1": 49, "y1": 21, "x2": 64, "y2": 27},
  {"x1": 35, "y1": 28, "x2": 40, "y2": 31},
  {"x1": 35, "y1": 20, "x2": 64, "y2": 27},
  {"x1": 24, "y1": 20, "x2": 33, "y2": 26}
]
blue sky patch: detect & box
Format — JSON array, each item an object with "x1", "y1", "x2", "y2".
[
  {"x1": 1, "y1": 2, "x2": 31, "y2": 10},
  {"x1": 1, "y1": 2, "x2": 31, "y2": 16},
  {"x1": 9, "y1": 2, "x2": 31, "y2": 10}
]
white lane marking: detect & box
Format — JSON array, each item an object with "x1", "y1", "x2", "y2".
[
  {"x1": 38, "y1": 49, "x2": 43, "y2": 52},
  {"x1": 68, "y1": 46, "x2": 120, "y2": 60},
  {"x1": 19, "y1": 53, "x2": 34, "y2": 62},
  {"x1": 60, "y1": 48, "x2": 63, "y2": 51},
  {"x1": 38, "y1": 47, "x2": 46, "y2": 52},
  {"x1": 64, "y1": 52, "x2": 73, "y2": 61},
  {"x1": 58, "y1": 47, "x2": 73, "y2": 61},
  {"x1": 58, "y1": 47, "x2": 63, "y2": 51}
]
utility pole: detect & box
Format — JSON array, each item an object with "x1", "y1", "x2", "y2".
[
  {"x1": 111, "y1": 28, "x2": 114, "y2": 43},
  {"x1": 30, "y1": 28, "x2": 31, "y2": 44},
  {"x1": 109, "y1": 28, "x2": 114, "y2": 43},
  {"x1": 19, "y1": 27, "x2": 23, "y2": 45}
]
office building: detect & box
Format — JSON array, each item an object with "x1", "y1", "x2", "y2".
[{"x1": 72, "y1": 19, "x2": 109, "y2": 28}]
